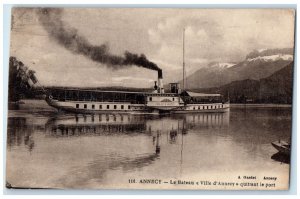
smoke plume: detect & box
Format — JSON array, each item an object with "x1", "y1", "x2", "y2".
[{"x1": 36, "y1": 8, "x2": 162, "y2": 78}]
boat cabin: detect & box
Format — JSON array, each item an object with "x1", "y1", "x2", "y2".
[
  {"x1": 49, "y1": 88, "x2": 147, "y2": 104},
  {"x1": 180, "y1": 91, "x2": 223, "y2": 104}
]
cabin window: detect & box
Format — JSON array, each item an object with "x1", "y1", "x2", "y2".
[
  {"x1": 114, "y1": 105, "x2": 117, "y2": 109},
  {"x1": 99, "y1": 105, "x2": 102, "y2": 109},
  {"x1": 198, "y1": 106, "x2": 200, "y2": 110},
  {"x1": 84, "y1": 104, "x2": 87, "y2": 109},
  {"x1": 149, "y1": 97, "x2": 152, "y2": 101},
  {"x1": 172, "y1": 97, "x2": 175, "y2": 101},
  {"x1": 92, "y1": 105, "x2": 95, "y2": 109},
  {"x1": 121, "y1": 105, "x2": 124, "y2": 109},
  {"x1": 107, "y1": 105, "x2": 110, "y2": 109},
  {"x1": 128, "y1": 105, "x2": 131, "y2": 109},
  {"x1": 193, "y1": 106, "x2": 195, "y2": 110},
  {"x1": 76, "y1": 104, "x2": 79, "y2": 108}
]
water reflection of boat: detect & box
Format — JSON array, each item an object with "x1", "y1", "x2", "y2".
[
  {"x1": 146, "y1": 112, "x2": 230, "y2": 134},
  {"x1": 45, "y1": 112, "x2": 230, "y2": 137},
  {"x1": 7, "y1": 112, "x2": 230, "y2": 156},
  {"x1": 169, "y1": 129, "x2": 178, "y2": 144},
  {"x1": 45, "y1": 114, "x2": 149, "y2": 137},
  {"x1": 271, "y1": 140, "x2": 290, "y2": 155}
]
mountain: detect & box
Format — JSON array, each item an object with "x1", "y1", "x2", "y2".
[
  {"x1": 259, "y1": 61, "x2": 293, "y2": 103},
  {"x1": 207, "y1": 62, "x2": 236, "y2": 69},
  {"x1": 245, "y1": 48, "x2": 294, "y2": 59},
  {"x1": 195, "y1": 62, "x2": 293, "y2": 104},
  {"x1": 181, "y1": 64, "x2": 229, "y2": 89},
  {"x1": 183, "y1": 48, "x2": 294, "y2": 89}
]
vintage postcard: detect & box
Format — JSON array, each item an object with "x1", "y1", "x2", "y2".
[{"x1": 6, "y1": 8, "x2": 294, "y2": 190}]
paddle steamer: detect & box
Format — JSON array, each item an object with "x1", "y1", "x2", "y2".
[{"x1": 45, "y1": 80, "x2": 229, "y2": 114}]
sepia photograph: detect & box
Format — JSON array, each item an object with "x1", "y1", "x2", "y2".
[{"x1": 6, "y1": 7, "x2": 295, "y2": 190}]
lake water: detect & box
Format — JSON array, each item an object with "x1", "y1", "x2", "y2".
[{"x1": 6, "y1": 101, "x2": 292, "y2": 189}]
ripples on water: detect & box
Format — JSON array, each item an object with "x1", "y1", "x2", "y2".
[{"x1": 6, "y1": 105, "x2": 291, "y2": 189}]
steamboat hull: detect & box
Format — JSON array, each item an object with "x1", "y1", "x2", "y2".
[
  {"x1": 171, "y1": 107, "x2": 229, "y2": 114},
  {"x1": 45, "y1": 88, "x2": 230, "y2": 114},
  {"x1": 46, "y1": 98, "x2": 160, "y2": 114},
  {"x1": 171, "y1": 103, "x2": 230, "y2": 113},
  {"x1": 46, "y1": 98, "x2": 229, "y2": 114}
]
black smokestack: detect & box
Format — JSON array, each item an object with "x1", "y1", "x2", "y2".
[
  {"x1": 158, "y1": 69, "x2": 163, "y2": 79},
  {"x1": 36, "y1": 8, "x2": 161, "y2": 73}
]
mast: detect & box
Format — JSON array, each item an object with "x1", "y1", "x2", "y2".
[{"x1": 182, "y1": 28, "x2": 185, "y2": 91}]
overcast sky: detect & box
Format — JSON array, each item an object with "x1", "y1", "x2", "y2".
[{"x1": 10, "y1": 8, "x2": 295, "y2": 87}]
